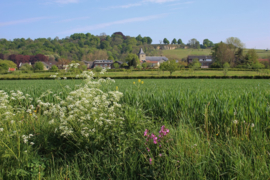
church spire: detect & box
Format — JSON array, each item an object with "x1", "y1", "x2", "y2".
[{"x1": 138, "y1": 48, "x2": 145, "y2": 54}]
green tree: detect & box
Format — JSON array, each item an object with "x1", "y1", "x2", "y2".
[
  {"x1": 108, "y1": 55, "x2": 114, "y2": 60},
  {"x1": 0, "y1": 60, "x2": 17, "y2": 68},
  {"x1": 159, "y1": 62, "x2": 167, "y2": 74},
  {"x1": 142, "y1": 63, "x2": 147, "y2": 69},
  {"x1": 203, "y1": 39, "x2": 214, "y2": 48},
  {"x1": 20, "y1": 63, "x2": 33, "y2": 73},
  {"x1": 34, "y1": 62, "x2": 44, "y2": 71},
  {"x1": 93, "y1": 66, "x2": 103, "y2": 78},
  {"x1": 100, "y1": 41, "x2": 110, "y2": 49},
  {"x1": 223, "y1": 62, "x2": 230, "y2": 76},
  {"x1": 252, "y1": 62, "x2": 265, "y2": 71},
  {"x1": 226, "y1": 37, "x2": 244, "y2": 50},
  {"x1": 188, "y1": 38, "x2": 198, "y2": 48},
  {"x1": 113, "y1": 63, "x2": 119, "y2": 69},
  {"x1": 125, "y1": 53, "x2": 139, "y2": 67},
  {"x1": 245, "y1": 49, "x2": 259, "y2": 65},
  {"x1": 177, "y1": 39, "x2": 183, "y2": 45},
  {"x1": 0, "y1": 63, "x2": 8, "y2": 70},
  {"x1": 171, "y1": 38, "x2": 177, "y2": 44},
  {"x1": 164, "y1": 60, "x2": 178, "y2": 76},
  {"x1": 163, "y1": 38, "x2": 169, "y2": 44},
  {"x1": 51, "y1": 65, "x2": 58, "y2": 71}
]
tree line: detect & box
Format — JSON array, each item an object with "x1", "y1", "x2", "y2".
[
  {"x1": 0, "y1": 32, "x2": 156, "y2": 63},
  {"x1": 162, "y1": 38, "x2": 214, "y2": 49}
]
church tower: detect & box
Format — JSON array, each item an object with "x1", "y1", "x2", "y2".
[{"x1": 138, "y1": 48, "x2": 146, "y2": 61}]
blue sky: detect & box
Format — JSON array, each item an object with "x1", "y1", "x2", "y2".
[{"x1": 0, "y1": 0, "x2": 269, "y2": 49}]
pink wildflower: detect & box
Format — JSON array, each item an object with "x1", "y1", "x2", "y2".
[
  {"x1": 153, "y1": 137, "x2": 158, "y2": 144},
  {"x1": 147, "y1": 147, "x2": 150, "y2": 152},
  {"x1": 144, "y1": 129, "x2": 148, "y2": 136},
  {"x1": 149, "y1": 158, "x2": 152, "y2": 164},
  {"x1": 159, "y1": 154, "x2": 162, "y2": 157}
]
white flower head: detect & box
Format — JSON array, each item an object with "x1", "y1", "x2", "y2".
[
  {"x1": 251, "y1": 123, "x2": 255, "y2": 128},
  {"x1": 233, "y1": 120, "x2": 238, "y2": 124}
]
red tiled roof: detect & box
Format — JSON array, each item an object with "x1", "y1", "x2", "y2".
[
  {"x1": 258, "y1": 59, "x2": 269, "y2": 62},
  {"x1": 8, "y1": 68, "x2": 16, "y2": 71},
  {"x1": 145, "y1": 60, "x2": 159, "y2": 64}
]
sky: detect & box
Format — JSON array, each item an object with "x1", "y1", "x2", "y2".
[{"x1": 0, "y1": 0, "x2": 269, "y2": 49}]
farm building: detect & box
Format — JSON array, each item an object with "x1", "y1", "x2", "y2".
[
  {"x1": 187, "y1": 55, "x2": 213, "y2": 68},
  {"x1": 138, "y1": 48, "x2": 168, "y2": 68}
]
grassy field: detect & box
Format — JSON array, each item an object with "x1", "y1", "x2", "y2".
[
  {"x1": 162, "y1": 48, "x2": 270, "y2": 59},
  {"x1": 0, "y1": 69, "x2": 269, "y2": 79},
  {"x1": 0, "y1": 78, "x2": 269, "y2": 179}
]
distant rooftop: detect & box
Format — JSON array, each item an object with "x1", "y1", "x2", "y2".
[{"x1": 145, "y1": 56, "x2": 168, "y2": 61}]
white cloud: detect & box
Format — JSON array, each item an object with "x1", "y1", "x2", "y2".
[
  {"x1": 0, "y1": 17, "x2": 50, "y2": 27},
  {"x1": 55, "y1": 16, "x2": 90, "y2": 23},
  {"x1": 62, "y1": 14, "x2": 167, "y2": 34}
]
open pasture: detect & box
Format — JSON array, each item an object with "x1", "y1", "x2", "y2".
[{"x1": 0, "y1": 78, "x2": 269, "y2": 179}]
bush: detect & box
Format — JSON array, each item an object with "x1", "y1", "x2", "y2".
[
  {"x1": 34, "y1": 62, "x2": 44, "y2": 71},
  {"x1": 50, "y1": 65, "x2": 58, "y2": 71}
]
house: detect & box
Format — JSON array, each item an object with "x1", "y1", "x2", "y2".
[
  {"x1": 83, "y1": 61, "x2": 94, "y2": 69},
  {"x1": 41, "y1": 62, "x2": 56, "y2": 70},
  {"x1": 8, "y1": 68, "x2": 16, "y2": 72},
  {"x1": 144, "y1": 60, "x2": 161, "y2": 68},
  {"x1": 187, "y1": 55, "x2": 213, "y2": 68},
  {"x1": 138, "y1": 48, "x2": 168, "y2": 68},
  {"x1": 93, "y1": 60, "x2": 114, "y2": 69},
  {"x1": 19, "y1": 62, "x2": 32, "y2": 68}
]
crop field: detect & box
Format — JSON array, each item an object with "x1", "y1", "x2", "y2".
[{"x1": 0, "y1": 77, "x2": 269, "y2": 179}]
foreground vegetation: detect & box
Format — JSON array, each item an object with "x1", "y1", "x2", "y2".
[{"x1": 0, "y1": 76, "x2": 269, "y2": 179}]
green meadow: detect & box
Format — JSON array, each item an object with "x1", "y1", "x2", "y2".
[
  {"x1": 162, "y1": 48, "x2": 270, "y2": 59},
  {"x1": 0, "y1": 78, "x2": 269, "y2": 179}
]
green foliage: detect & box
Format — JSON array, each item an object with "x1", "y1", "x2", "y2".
[
  {"x1": 0, "y1": 63, "x2": 8, "y2": 71},
  {"x1": 125, "y1": 53, "x2": 139, "y2": 67},
  {"x1": 223, "y1": 62, "x2": 230, "y2": 76},
  {"x1": 50, "y1": 65, "x2": 58, "y2": 71},
  {"x1": 113, "y1": 63, "x2": 119, "y2": 69},
  {"x1": 203, "y1": 39, "x2": 214, "y2": 48},
  {"x1": 162, "y1": 60, "x2": 178, "y2": 75},
  {"x1": 245, "y1": 49, "x2": 259, "y2": 65},
  {"x1": 0, "y1": 60, "x2": 17, "y2": 69},
  {"x1": 20, "y1": 63, "x2": 33, "y2": 73},
  {"x1": 163, "y1": 38, "x2": 169, "y2": 45},
  {"x1": 177, "y1": 39, "x2": 183, "y2": 45},
  {"x1": 142, "y1": 63, "x2": 147, "y2": 69},
  {"x1": 171, "y1": 38, "x2": 177, "y2": 44},
  {"x1": 252, "y1": 62, "x2": 265, "y2": 70},
  {"x1": 34, "y1": 62, "x2": 44, "y2": 71}
]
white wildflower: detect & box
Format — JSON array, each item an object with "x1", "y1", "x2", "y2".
[
  {"x1": 233, "y1": 120, "x2": 238, "y2": 124},
  {"x1": 0, "y1": 128, "x2": 3, "y2": 132},
  {"x1": 251, "y1": 123, "x2": 255, "y2": 128}
]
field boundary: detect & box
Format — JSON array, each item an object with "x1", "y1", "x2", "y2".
[{"x1": 0, "y1": 75, "x2": 270, "y2": 80}]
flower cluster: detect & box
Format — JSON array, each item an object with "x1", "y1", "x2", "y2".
[{"x1": 144, "y1": 126, "x2": 171, "y2": 165}]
